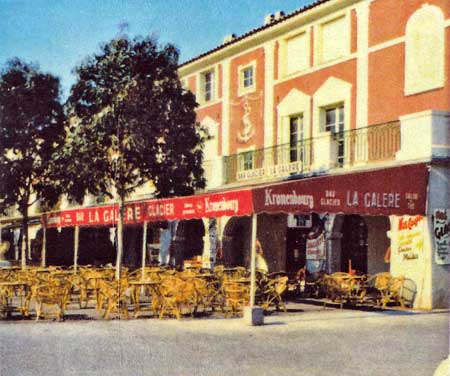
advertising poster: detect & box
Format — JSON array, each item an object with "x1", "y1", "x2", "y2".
[
  {"x1": 396, "y1": 215, "x2": 424, "y2": 261},
  {"x1": 434, "y1": 209, "x2": 450, "y2": 265}
]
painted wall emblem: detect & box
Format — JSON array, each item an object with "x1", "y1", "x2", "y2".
[
  {"x1": 231, "y1": 93, "x2": 262, "y2": 144},
  {"x1": 237, "y1": 98, "x2": 255, "y2": 143}
]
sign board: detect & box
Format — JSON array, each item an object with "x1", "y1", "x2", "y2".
[
  {"x1": 434, "y1": 209, "x2": 450, "y2": 265},
  {"x1": 253, "y1": 163, "x2": 428, "y2": 216},
  {"x1": 396, "y1": 215, "x2": 424, "y2": 261},
  {"x1": 237, "y1": 161, "x2": 303, "y2": 181},
  {"x1": 42, "y1": 163, "x2": 429, "y2": 228},
  {"x1": 306, "y1": 233, "x2": 326, "y2": 260},
  {"x1": 287, "y1": 214, "x2": 312, "y2": 228},
  {"x1": 44, "y1": 189, "x2": 253, "y2": 228}
]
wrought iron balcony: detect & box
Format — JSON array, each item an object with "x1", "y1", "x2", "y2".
[{"x1": 213, "y1": 121, "x2": 400, "y2": 185}]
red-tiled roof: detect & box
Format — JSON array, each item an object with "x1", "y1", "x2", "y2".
[{"x1": 179, "y1": 0, "x2": 332, "y2": 68}]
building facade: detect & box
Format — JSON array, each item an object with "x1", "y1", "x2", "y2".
[
  {"x1": 1, "y1": 0, "x2": 448, "y2": 310},
  {"x1": 178, "y1": 0, "x2": 450, "y2": 309}
]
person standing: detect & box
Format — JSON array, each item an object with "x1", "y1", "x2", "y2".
[{"x1": 255, "y1": 239, "x2": 269, "y2": 273}]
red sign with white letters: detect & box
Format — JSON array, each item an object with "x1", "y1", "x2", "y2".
[
  {"x1": 43, "y1": 163, "x2": 428, "y2": 228},
  {"x1": 252, "y1": 163, "x2": 428, "y2": 216},
  {"x1": 44, "y1": 189, "x2": 254, "y2": 228}
]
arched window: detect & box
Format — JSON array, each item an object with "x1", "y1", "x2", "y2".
[{"x1": 405, "y1": 5, "x2": 445, "y2": 95}]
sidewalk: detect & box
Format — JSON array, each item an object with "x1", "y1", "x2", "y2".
[
  {"x1": 1, "y1": 299, "x2": 448, "y2": 376},
  {"x1": 3, "y1": 297, "x2": 448, "y2": 324}
]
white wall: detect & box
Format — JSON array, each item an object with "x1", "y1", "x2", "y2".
[{"x1": 389, "y1": 215, "x2": 433, "y2": 309}]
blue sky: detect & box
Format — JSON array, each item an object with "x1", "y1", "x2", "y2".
[{"x1": 0, "y1": 1, "x2": 314, "y2": 98}]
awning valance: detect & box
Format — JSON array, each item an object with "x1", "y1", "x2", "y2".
[
  {"x1": 252, "y1": 163, "x2": 428, "y2": 216},
  {"x1": 42, "y1": 163, "x2": 429, "y2": 228},
  {"x1": 44, "y1": 188, "x2": 254, "y2": 228}
]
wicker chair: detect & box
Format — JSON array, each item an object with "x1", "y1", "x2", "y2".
[
  {"x1": 322, "y1": 272, "x2": 355, "y2": 309},
  {"x1": 79, "y1": 269, "x2": 104, "y2": 309},
  {"x1": 259, "y1": 276, "x2": 288, "y2": 312},
  {"x1": 97, "y1": 278, "x2": 131, "y2": 320},
  {"x1": 222, "y1": 281, "x2": 249, "y2": 317},
  {"x1": 158, "y1": 277, "x2": 197, "y2": 319},
  {"x1": 33, "y1": 279, "x2": 72, "y2": 321},
  {"x1": 368, "y1": 273, "x2": 414, "y2": 308}
]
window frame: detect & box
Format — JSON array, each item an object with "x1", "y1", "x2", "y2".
[
  {"x1": 237, "y1": 146, "x2": 256, "y2": 172},
  {"x1": 203, "y1": 70, "x2": 214, "y2": 102},
  {"x1": 282, "y1": 30, "x2": 310, "y2": 77},
  {"x1": 323, "y1": 104, "x2": 345, "y2": 134},
  {"x1": 197, "y1": 67, "x2": 218, "y2": 105},
  {"x1": 314, "y1": 12, "x2": 350, "y2": 65},
  {"x1": 238, "y1": 61, "x2": 257, "y2": 96},
  {"x1": 289, "y1": 114, "x2": 305, "y2": 163}
]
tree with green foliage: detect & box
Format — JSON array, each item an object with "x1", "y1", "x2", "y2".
[
  {"x1": 64, "y1": 36, "x2": 205, "y2": 279},
  {"x1": 0, "y1": 59, "x2": 65, "y2": 268}
]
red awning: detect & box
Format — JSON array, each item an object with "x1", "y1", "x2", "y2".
[
  {"x1": 44, "y1": 188, "x2": 253, "y2": 228},
  {"x1": 43, "y1": 163, "x2": 429, "y2": 228},
  {"x1": 252, "y1": 163, "x2": 429, "y2": 216}
]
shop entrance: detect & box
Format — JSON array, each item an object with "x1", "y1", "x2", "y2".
[
  {"x1": 222, "y1": 217, "x2": 251, "y2": 268},
  {"x1": 286, "y1": 228, "x2": 308, "y2": 274},
  {"x1": 285, "y1": 213, "x2": 323, "y2": 274},
  {"x1": 340, "y1": 215, "x2": 368, "y2": 274}
]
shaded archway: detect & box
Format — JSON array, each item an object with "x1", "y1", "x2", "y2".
[
  {"x1": 340, "y1": 215, "x2": 368, "y2": 274},
  {"x1": 170, "y1": 219, "x2": 205, "y2": 269},
  {"x1": 78, "y1": 227, "x2": 115, "y2": 266},
  {"x1": 222, "y1": 216, "x2": 251, "y2": 268}
]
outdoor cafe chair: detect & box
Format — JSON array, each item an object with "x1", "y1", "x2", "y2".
[
  {"x1": 32, "y1": 278, "x2": 72, "y2": 321},
  {"x1": 365, "y1": 272, "x2": 412, "y2": 308},
  {"x1": 203, "y1": 274, "x2": 224, "y2": 312},
  {"x1": 97, "y1": 278, "x2": 131, "y2": 320},
  {"x1": 222, "y1": 280, "x2": 250, "y2": 317},
  {"x1": 129, "y1": 279, "x2": 162, "y2": 318},
  {"x1": 258, "y1": 275, "x2": 288, "y2": 312},
  {"x1": 364, "y1": 272, "x2": 393, "y2": 306},
  {"x1": 158, "y1": 277, "x2": 197, "y2": 319},
  {"x1": 158, "y1": 276, "x2": 185, "y2": 319},
  {"x1": 0, "y1": 279, "x2": 32, "y2": 318},
  {"x1": 79, "y1": 269, "x2": 106, "y2": 309},
  {"x1": 322, "y1": 272, "x2": 355, "y2": 309},
  {"x1": 190, "y1": 274, "x2": 223, "y2": 314},
  {"x1": 190, "y1": 277, "x2": 209, "y2": 313},
  {"x1": 172, "y1": 277, "x2": 198, "y2": 317}
]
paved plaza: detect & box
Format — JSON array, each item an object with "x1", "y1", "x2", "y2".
[{"x1": 0, "y1": 302, "x2": 448, "y2": 376}]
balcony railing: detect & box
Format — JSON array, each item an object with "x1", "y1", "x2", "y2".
[{"x1": 217, "y1": 121, "x2": 400, "y2": 185}]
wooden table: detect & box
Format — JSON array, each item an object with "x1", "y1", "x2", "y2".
[
  {"x1": 129, "y1": 280, "x2": 161, "y2": 318},
  {"x1": 0, "y1": 281, "x2": 31, "y2": 318},
  {"x1": 0, "y1": 266, "x2": 20, "y2": 281},
  {"x1": 233, "y1": 278, "x2": 251, "y2": 284},
  {"x1": 195, "y1": 273, "x2": 215, "y2": 280}
]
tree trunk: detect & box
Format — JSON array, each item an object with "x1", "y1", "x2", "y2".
[
  {"x1": 20, "y1": 210, "x2": 29, "y2": 270},
  {"x1": 41, "y1": 222, "x2": 46, "y2": 267},
  {"x1": 115, "y1": 195, "x2": 125, "y2": 280}
]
